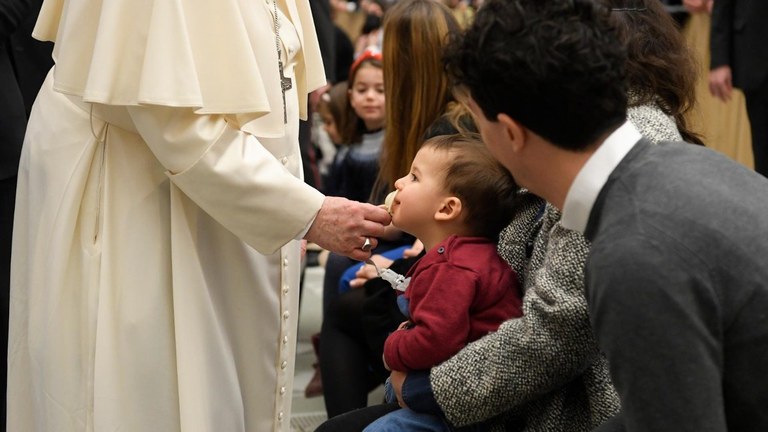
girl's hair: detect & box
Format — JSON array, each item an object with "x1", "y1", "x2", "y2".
[
  {"x1": 609, "y1": 0, "x2": 703, "y2": 144},
  {"x1": 317, "y1": 81, "x2": 352, "y2": 142},
  {"x1": 423, "y1": 134, "x2": 520, "y2": 241},
  {"x1": 343, "y1": 49, "x2": 384, "y2": 145},
  {"x1": 375, "y1": 0, "x2": 462, "y2": 197}
]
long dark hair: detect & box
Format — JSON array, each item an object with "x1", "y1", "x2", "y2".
[{"x1": 609, "y1": 0, "x2": 703, "y2": 144}]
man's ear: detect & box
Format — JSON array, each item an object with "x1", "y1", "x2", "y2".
[
  {"x1": 435, "y1": 197, "x2": 462, "y2": 222},
  {"x1": 497, "y1": 113, "x2": 527, "y2": 153}
]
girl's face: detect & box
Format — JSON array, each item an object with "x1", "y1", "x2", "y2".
[
  {"x1": 321, "y1": 112, "x2": 342, "y2": 144},
  {"x1": 390, "y1": 146, "x2": 450, "y2": 238},
  {"x1": 349, "y1": 64, "x2": 385, "y2": 131}
]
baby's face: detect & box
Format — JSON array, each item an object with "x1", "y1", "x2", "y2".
[
  {"x1": 390, "y1": 146, "x2": 450, "y2": 237},
  {"x1": 321, "y1": 113, "x2": 342, "y2": 144}
]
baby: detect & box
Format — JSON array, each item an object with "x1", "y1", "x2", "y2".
[{"x1": 368, "y1": 133, "x2": 524, "y2": 432}]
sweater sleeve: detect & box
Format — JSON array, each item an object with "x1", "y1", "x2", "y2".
[
  {"x1": 429, "y1": 218, "x2": 601, "y2": 427},
  {"x1": 383, "y1": 264, "x2": 477, "y2": 371}
]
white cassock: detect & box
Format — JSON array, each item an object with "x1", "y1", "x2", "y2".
[{"x1": 7, "y1": 0, "x2": 326, "y2": 431}]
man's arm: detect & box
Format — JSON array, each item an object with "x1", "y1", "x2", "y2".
[
  {"x1": 127, "y1": 105, "x2": 389, "y2": 258},
  {"x1": 709, "y1": 0, "x2": 735, "y2": 101},
  {"x1": 710, "y1": 0, "x2": 735, "y2": 70}
]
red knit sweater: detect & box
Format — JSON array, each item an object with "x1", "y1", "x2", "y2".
[{"x1": 383, "y1": 235, "x2": 522, "y2": 371}]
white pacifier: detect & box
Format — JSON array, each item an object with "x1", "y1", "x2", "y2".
[{"x1": 384, "y1": 190, "x2": 398, "y2": 215}]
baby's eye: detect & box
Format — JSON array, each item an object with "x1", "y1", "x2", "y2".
[{"x1": 410, "y1": 173, "x2": 418, "y2": 181}]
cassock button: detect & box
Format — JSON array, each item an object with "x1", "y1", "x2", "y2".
[
  {"x1": 278, "y1": 412, "x2": 284, "y2": 421},
  {"x1": 283, "y1": 335, "x2": 289, "y2": 344},
  {"x1": 280, "y1": 386, "x2": 286, "y2": 395},
  {"x1": 281, "y1": 157, "x2": 289, "y2": 165},
  {"x1": 281, "y1": 360, "x2": 288, "y2": 369},
  {"x1": 283, "y1": 311, "x2": 290, "y2": 320}
]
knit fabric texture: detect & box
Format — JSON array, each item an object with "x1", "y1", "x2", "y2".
[
  {"x1": 430, "y1": 194, "x2": 619, "y2": 431},
  {"x1": 428, "y1": 101, "x2": 677, "y2": 431}
]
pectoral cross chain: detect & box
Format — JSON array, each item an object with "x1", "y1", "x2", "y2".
[{"x1": 278, "y1": 59, "x2": 292, "y2": 124}]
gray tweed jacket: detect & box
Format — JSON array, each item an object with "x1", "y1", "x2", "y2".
[
  {"x1": 428, "y1": 101, "x2": 679, "y2": 432},
  {"x1": 430, "y1": 196, "x2": 619, "y2": 432}
]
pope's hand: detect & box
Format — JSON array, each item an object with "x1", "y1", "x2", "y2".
[{"x1": 305, "y1": 197, "x2": 391, "y2": 261}]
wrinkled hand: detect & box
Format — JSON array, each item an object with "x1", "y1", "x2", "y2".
[
  {"x1": 389, "y1": 370, "x2": 408, "y2": 409},
  {"x1": 349, "y1": 254, "x2": 395, "y2": 288},
  {"x1": 709, "y1": 66, "x2": 733, "y2": 102},
  {"x1": 305, "y1": 196, "x2": 391, "y2": 261}
]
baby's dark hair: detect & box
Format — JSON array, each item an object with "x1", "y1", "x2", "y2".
[{"x1": 423, "y1": 134, "x2": 520, "y2": 241}]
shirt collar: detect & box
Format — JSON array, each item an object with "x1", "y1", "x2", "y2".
[{"x1": 560, "y1": 121, "x2": 642, "y2": 233}]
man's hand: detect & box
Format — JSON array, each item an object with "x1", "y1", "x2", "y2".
[
  {"x1": 389, "y1": 370, "x2": 408, "y2": 409},
  {"x1": 709, "y1": 65, "x2": 734, "y2": 102},
  {"x1": 683, "y1": 0, "x2": 713, "y2": 13},
  {"x1": 305, "y1": 197, "x2": 391, "y2": 261}
]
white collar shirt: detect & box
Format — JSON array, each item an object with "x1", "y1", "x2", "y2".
[{"x1": 561, "y1": 121, "x2": 643, "y2": 233}]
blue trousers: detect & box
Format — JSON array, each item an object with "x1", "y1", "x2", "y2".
[
  {"x1": 362, "y1": 407, "x2": 450, "y2": 432},
  {"x1": 362, "y1": 379, "x2": 450, "y2": 432}
]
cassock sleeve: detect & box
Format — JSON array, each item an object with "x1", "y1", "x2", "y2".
[{"x1": 127, "y1": 104, "x2": 325, "y2": 254}]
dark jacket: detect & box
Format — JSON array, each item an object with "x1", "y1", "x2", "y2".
[
  {"x1": 587, "y1": 139, "x2": 768, "y2": 431},
  {"x1": 710, "y1": 0, "x2": 768, "y2": 91},
  {"x1": 1, "y1": 0, "x2": 52, "y2": 180}
]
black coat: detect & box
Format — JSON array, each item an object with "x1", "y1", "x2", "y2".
[
  {"x1": 710, "y1": 0, "x2": 768, "y2": 92},
  {"x1": 0, "y1": 0, "x2": 52, "y2": 180}
]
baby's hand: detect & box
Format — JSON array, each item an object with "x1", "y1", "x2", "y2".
[
  {"x1": 396, "y1": 320, "x2": 411, "y2": 331},
  {"x1": 349, "y1": 255, "x2": 395, "y2": 288},
  {"x1": 349, "y1": 265, "x2": 378, "y2": 288},
  {"x1": 402, "y1": 239, "x2": 424, "y2": 258}
]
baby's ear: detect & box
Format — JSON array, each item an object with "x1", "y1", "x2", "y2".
[{"x1": 435, "y1": 197, "x2": 462, "y2": 221}]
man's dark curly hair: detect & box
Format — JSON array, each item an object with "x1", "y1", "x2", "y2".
[{"x1": 445, "y1": 0, "x2": 628, "y2": 150}]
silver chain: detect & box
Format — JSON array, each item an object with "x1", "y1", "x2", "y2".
[
  {"x1": 272, "y1": 0, "x2": 282, "y2": 59},
  {"x1": 272, "y1": 0, "x2": 291, "y2": 123}
]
